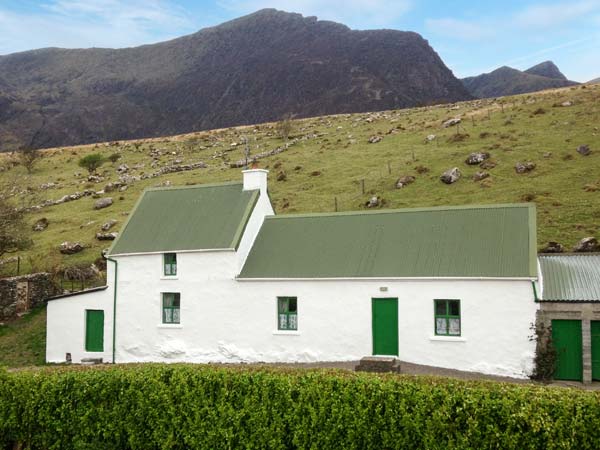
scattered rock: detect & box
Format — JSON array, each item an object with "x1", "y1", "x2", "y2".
[
  {"x1": 561, "y1": 101, "x2": 572, "y2": 107},
  {"x1": 368, "y1": 136, "x2": 382, "y2": 144},
  {"x1": 577, "y1": 145, "x2": 591, "y2": 156},
  {"x1": 94, "y1": 198, "x2": 113, "y2": 210},
  {"x1": 465, "y1": 152, "x2": 490, "y2": 165},
  {"x1": 39, "y1": 182, "x2": 58, "y2": 190},
  {"x1": 573, "y1": 237, "x2": 600, "y2": 253},
  {"x1": 87, "y1": 175, "x2": 104, "y2": 183},
  {"x1": 96, "y1": 232, "x2": 119, "y2": 241},
  {"x1": 366, "y1": 196, "x2": 380, "y2": 208},
  {"x1": 414, "y1": 165, "x2": 429, "y2": 174},
  {"x1": 310, "y1": 171, "x2": 321, "y2": 177},
  {"x1": 293, "y1": 165, "x2": 302, "y2": 171},
  {"x1": 116, "y1": 164, "x2": 129, "y2": 173},
  {"x1": 442, "y1": 118, "x2": 461, "y2": 128},
  {"x1": 32, "y1": 218, "x2": 49, "y2": 231},
  {"x1": 583, "y1": 183, "x2": 599, "y2": 192},
  {"x1": 440, "y1": 167, "x2": 461, "y2": 184},
  {"x1": 59, "y1": 242, "x2": 85, "y2": 255},
  {"x1": 480, "y1": 160, "x2": 497, "y2": 170},
  {"x1": 540, "y1": 242, "x2": 564, "y2": 253},
  {"x1": 276, "y1": 171, "x2": 287, "y2": 182},
  {"x1": 395, "y1": 176, "x2": 415, "y2": 189},
  {"x1": 515, "y1": 162, "x2": 536, "y2": 174},
  {"x1": 101, "y1": 219, "x2": 117, "y2": 231},
  {"x1": 472, "y1": 171, "x2": 489, "y2": 182},
  {"x1": 543, "y1": 152, "x2": 552, "y2": 158},
  {"x1": 425, "y1": 134, "x2": 436, "y2": 142}
]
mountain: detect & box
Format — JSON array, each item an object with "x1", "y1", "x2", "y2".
[
  {"x1": 0, "y1": 9, "x2": 470, "y2": 151},
  {"x1": 462, "y1": 62, "x2": 577, "y2": 98},
  {"x1": 524, "y1": 61, "x2": 567, "y2": 80},
  {"x1": 589, "y1": 77, "x2": 600, "y2": 84}
]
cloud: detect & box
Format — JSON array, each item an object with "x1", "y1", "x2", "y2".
[
  {"x1": 217, "y1": 0, "x2": 413, "y2": 28},
  {"x1": 514, "y1": 0, "x2": 600, "y2": 28},
  {"x1": 0, "y1": 0, "x2": 195, "y2": 55},
  {"x1": 424, "y1": 17, "x2": 494, "y2": 41}
]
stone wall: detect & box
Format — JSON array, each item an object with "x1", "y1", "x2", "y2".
[
  {"x1": 0, "y1": 273, "x2": 62, "y2": 321},
  {"x1": 537, "y1": 302, "x2": 600, "y2": 384}
]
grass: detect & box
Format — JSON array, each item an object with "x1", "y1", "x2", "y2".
[
  {"x1": 0, "y1": 305, "x2": 46, "y2": 367},
  {"x1": 0, "y1": 83, "x2": 599, "y2": 276}
]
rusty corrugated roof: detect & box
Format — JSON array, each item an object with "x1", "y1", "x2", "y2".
[{"x1": 539, "y1": 254, "x2": 600, "y2": 301}]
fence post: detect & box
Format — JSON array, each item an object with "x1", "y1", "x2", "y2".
[
  {"x1": 334, "y1": 197, "x2": 338, "y2": 212},
  {"x1": 16, "y1": 256, "x2": 20, "y2": 276},
  {"x1": 387, "y1": 161, "x2": 391, "y2": 175},
  {"x1": 361, "y1": 179, "x2": 365, "y2": 194}
]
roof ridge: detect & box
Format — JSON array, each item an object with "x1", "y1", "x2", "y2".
[
  {"x1": 539, "y1": 253, "x2": 600, "y2": 257},
  {"x1": 265, "y1": 203, "x2": 534, "y2": 220},
  {"x1": 145, "y1": 181, "x2": 243, "y2": 192}
]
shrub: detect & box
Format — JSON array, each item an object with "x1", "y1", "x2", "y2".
[
  {"x1": 78, "y1": 153, "x2": 106, "y2": 174},
  {"x1": 1, "y1": 365, "x2": 600, "y2": 449},
  {"x1": 108, "y1": 152, "x2": 121, "y2": 163}
]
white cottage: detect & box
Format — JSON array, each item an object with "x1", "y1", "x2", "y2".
[{"x1": 46, "y1": 169, "x2": 539, "y2": 378}]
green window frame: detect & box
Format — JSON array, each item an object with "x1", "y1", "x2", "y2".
[
  {"x1": 434, "y1": 299, "x2": 461, "y2": 336},
  {"x1": 164, "y1": 253, "x2": 177, "y2": 276},
  {"x1": 162, "y1": 293, "x2": 181, "y2": 324},
  {"x1": 277, "y1": 297, "x2": 298, "y2": 331}
]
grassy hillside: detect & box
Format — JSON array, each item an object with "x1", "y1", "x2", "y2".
[
  {"x1": 1, "y1": 83, "x2": 599, "y2": 276},
  {"x1": 0, "y1": 306, "x2": 46, "y2": 366}
]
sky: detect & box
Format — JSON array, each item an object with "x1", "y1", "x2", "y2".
[{"x1": 0, "y1": 0, "x2": 598, "y2": 81}]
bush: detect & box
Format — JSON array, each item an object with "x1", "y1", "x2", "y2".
[
  {"x1": 78, "y1": 153, "x2": 106, "y2": 173},
  {"x1": 1, "y1": 365, "x2": 600, "y2": 449},
  {"x1": 108, "y1": 152, "x2": 121, "y2": 163}
]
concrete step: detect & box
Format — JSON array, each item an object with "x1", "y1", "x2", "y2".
[
  {"x1": 81, "y1": 357, "x2": 103, "y2": 365},
  {"x1": 355, "y1": 356, "x2": 401, "y2": 373}
]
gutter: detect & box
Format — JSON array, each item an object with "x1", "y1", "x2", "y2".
[
  {"x1": 532, "y1": 280, "x2": 540, "y2": 302},
  {"x1": 236, "y1": 276, "x2": 538, "y2": 282},
  {"x1": 106, "y1": 257, "x2": 118, "y2": 364}
]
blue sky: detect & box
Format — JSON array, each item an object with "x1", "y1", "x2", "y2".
[{"x1": 0, "y1": 0, "x2": 598, "y2": 81}]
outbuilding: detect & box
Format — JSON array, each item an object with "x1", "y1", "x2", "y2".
[{"x1": 46, "y1": 169, "x2": 539, "y2": 378}]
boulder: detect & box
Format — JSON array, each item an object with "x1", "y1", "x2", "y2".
[
  {"x1": 561, "y1": 101, "x2": 572, "y2": 107},
  {"x1": 276, "y1": 171, "x2": 287, "y2": 182},
  {"x1": 425, "y1": 134, "x2": 436, "y2": 142},
  {"x1": 540, "y1": 242, "x2": 564, "y2": 253},
  {"x1": 515, "y1": 162, "x2": 536, "y2": 174},
  {"x1": 577, "y1": 145, "x2": 591, "y2": 156},
  {"x1": 368, "y1": 135, "x2": 382, "y2": 144},
  {"x1": 395, "y1": 175, "x2": 415, "y2": 188},
  {"x1": 32, "y1": 218, "x2": 49, "y2": 231},
  {"x1": 96, "y1": 232, "x2": 118, "y2": 241},
  {"x1": 94, "y1": 198, "x2": 113, "y2": 210},
  {"x1": 101, "y1": 219, "x2": 117, "y2": 231},
  {"x1": 480, "y1": 160, "x2": 497, "y2": 170},
  {"x1": 440, "y1": 167, "x2": 461, "y2": 184},
  {"x1": 442, "y1": 118, "x2": 461, "y2": 128},
  {"x1": 472, "y1": 171, "x2": 489, "y2": 182},
  {"x1": 59, "y1": 242, "x2": 84, "y2": 255},
  {"x1": 116, "y1": 164, "x2": 129, "y2": 174},
  {"x1": 465, "y1": 152, "x2": 490, "y2": 165},
  {"x1": 87, "y1": 175, "x2": 104, "y2": 183},
  {"x1": 573, "y1": 237, "x2": 600, "y2": 253},
  {"x1": 366, "y1": 196, "x2": 380, "y2": 208}
]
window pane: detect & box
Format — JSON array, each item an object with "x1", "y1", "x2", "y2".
[
  {"x1": 172, "y1": 308, "x2": 180, "y2": 324},
  {"x1": 288, "y1": 313, "x2": 298, "y2": 330},
  {"x1": 278, "y1": 298, "x2": 288, "y2": 313},
  {"x1": 449, "y1": 318, "x2": 460, "y2": 335},
  {"x1": 449, "y1": 300, "x2": 460, "y2": 316},
  {"x1": 436, "y1": 318, "x2": 447, "y2": 335},
  {"x1": 163, "y1": 293, "x2": 172, "y2": 307},
  {"x1": 173, "y1": 294, "x2": 180, "y2": 308},
  {"x1": 279, "y1": 314, "x2": 288, "y2": 330},
  {"x1": 164, "y1": 308, "x2": 172, "y2": 323},
  {"x1": 435, "y1": 300, "x2": 446, "y2": 316},
  {"x1": 288, "y1": 298, "x2": 297, "y2": 313}
]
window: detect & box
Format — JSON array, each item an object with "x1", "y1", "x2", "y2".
[
  {"x1": 278, "y1": 297, "x2": 297, "y2": 330},
  {"x1": 434, "y1": 299, "x2": 460, "y2": 336},
  {"x1": 164, "y1": 253, "x2": 177, "y2": 276},
  {"x1": 162, "y1": 293, "x2": 181, "y2": 324}
]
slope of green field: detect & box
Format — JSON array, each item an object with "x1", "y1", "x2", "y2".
[
  {"x1": 0, "y1": 84, "x2": 599, "y2": 275},
  {"x1": 0, "y1": 306, "x2": 46, "y2": 367}
]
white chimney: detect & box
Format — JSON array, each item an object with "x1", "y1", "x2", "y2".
[{"x1": 242, "y1": 169, "x2": 268, "y2": 195}]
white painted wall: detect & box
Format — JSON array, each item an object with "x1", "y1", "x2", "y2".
[{"x1": 46, "y1": 262, "x2": 115, "y2": 363}]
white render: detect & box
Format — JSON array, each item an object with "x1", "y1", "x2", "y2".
[{"x1": 46, "y1": 170, "x2": 539, "y2": 378}]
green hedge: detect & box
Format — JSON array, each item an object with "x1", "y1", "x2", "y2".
[{"x1": 1, "y1": 365, "x2": 600, "y2": 449}]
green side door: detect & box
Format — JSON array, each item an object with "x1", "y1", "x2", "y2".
[
  {"x1": 552, "y1": 319, "x2": 582, "y2": 381},
  {"x1": 591, "y1": 321, "x2": 600, "y2": 381},
  {"x1": 372, "y1": 298, "x2": 398, "y2": 356},
  {"x1": 85, "y1": 310, "x2": 105, "y2": 352}
]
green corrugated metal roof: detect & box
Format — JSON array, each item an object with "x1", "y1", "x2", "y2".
[
  {"x1": 539, "y1": 254, "x2": 600, "y2": 301},
  {"x1": 109, "y1": 182, "x2": 258, "y2": 255},
  {"x1": 239, "y1": 203, "x2": 536, "y2": 278}
]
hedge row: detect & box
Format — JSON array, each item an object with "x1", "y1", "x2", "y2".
[{"x1": 1, "y1": 365, "x2": 600, "y2": 449}]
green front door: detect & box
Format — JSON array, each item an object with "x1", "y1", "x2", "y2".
[
  {"x1": 591, "y1": 321, "x2": 600, "y2": 381},
  {"x1": 372, "y1": 298, "x2": 398, "y2": 356},
  {"x1": 85, "y1": 310, "x2": 104, "y2": 352},
  {"x1": 552, "y1": 319, "x2": 582, "y2": 381}
]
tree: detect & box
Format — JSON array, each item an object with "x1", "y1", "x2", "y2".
[
  {"x1": 17, "y1": 146, "x2": 41, "y2": 174},
  {"x1": 276, "y1": 114, "x2": 294, "y2": 142},
  {"x1": 0, "y1": 196, "x2": 30, "y2": 259},
  {"x1": 78, "y1": 153, "x2": 106, "y2": 174}
]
